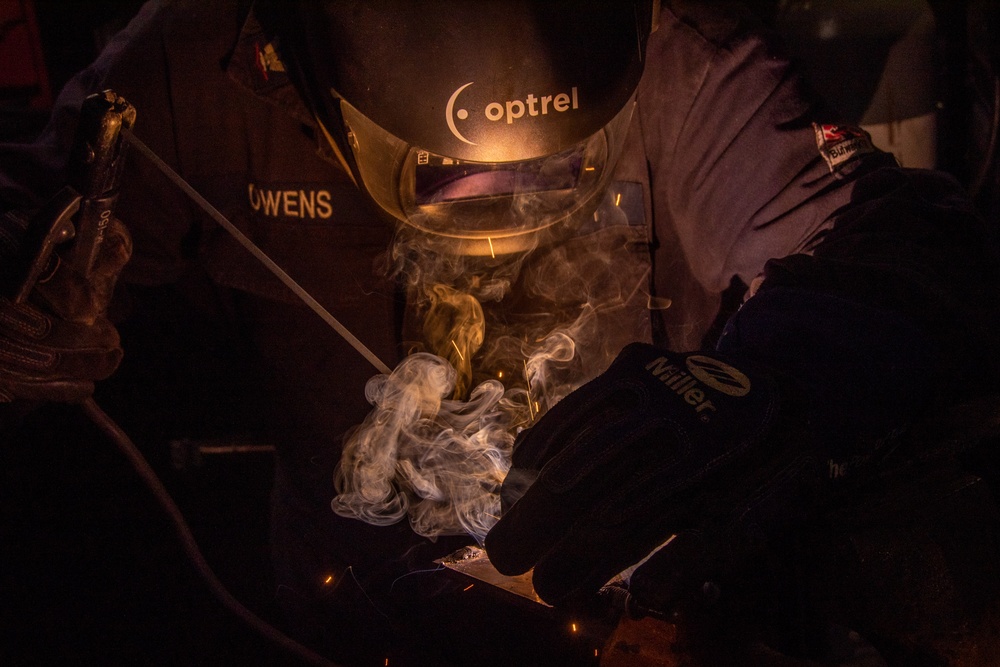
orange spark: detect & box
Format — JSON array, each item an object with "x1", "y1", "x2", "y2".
[
  {"x1": 523, "y1": 359, "x2": 535, "y2": 420},
  {"x1": 463, "y1": 584, "x2": 475, "y2": 591}
]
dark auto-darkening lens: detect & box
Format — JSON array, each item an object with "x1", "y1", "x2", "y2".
[{"x1": 414, "y1": 152, "x2": 582, "y2": 205}]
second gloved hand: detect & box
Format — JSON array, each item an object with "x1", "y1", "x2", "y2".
[
  {"x1": 485, "y1": 342, "x2": 814, "y2": 611},
  {"x1": 0, "y1": 209, "x2": 131, "y2": 403}
]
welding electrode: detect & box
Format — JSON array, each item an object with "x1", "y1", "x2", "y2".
[{"x1": 121, "y1": 127, "x2": 392, "y2": 376}]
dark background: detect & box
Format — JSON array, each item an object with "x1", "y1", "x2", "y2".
[{"x1": 1, "y1": 1, "x2": 999, "y2": 665}]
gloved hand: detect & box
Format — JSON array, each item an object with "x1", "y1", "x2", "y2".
[
  {"x1": 0, "y1": 209, "x2": 131, "y2": 403},
  {"x1": 485, "y1": 342, "x2": 817, "y2": 614}
]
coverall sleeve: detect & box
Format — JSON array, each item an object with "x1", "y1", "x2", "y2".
[
  {"x1": 643, "y1": 1, "x2": 1000, "y2": 464},
  {"x1": 642, "y1": 1, "x2": 892, "y2": 292}
]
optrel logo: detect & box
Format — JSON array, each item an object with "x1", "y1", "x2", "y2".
[
  {"x1": 685, "y1": 355, "x2": 752, "y2": 397},
  {"x1": 445, "y1": 81, "x2": 580, "y2": 145}
]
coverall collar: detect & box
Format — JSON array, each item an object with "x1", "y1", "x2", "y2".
[
  {"x1": 224, "y1": 4, "x2": 358, "y2": 183},
  {"x1": 224, "y1": 4, "x2": 315, "y2": 129}
]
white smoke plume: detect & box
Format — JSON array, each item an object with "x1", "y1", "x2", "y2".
[
  {"x1": 332, "y1": 352, "x2": 513, "y2": 540},
  {"x1": 332, "y1": 187, "x2": 653, "y2": 542}
]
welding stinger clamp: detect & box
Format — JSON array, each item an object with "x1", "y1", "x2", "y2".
[{"x1": 6, "y1": 90, "x2": 135, "y2": 303}]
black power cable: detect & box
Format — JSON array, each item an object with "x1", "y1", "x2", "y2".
[{"x1": 79, "y1": 397, "x2": 342, "y2": 667}]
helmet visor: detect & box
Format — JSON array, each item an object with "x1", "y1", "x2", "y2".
[{"x1": 341, "y1": 96, "x2": 635, "y2": 256}]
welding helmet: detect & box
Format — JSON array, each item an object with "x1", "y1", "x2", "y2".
[{"x1": 273, "y1": 1, "x2": 656, "y2": 256}]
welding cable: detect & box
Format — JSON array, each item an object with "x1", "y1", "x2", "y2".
[
  {"x1": 120, "y1": 128, "x2": 391, "y2": 376},
  {"x1": 79, "y1": 397, "x2": 343, "y2": 667}
]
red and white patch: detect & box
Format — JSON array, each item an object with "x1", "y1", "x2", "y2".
[
  {"x1": 254, "y1": 41, "x2": 286, "y2": 82},
  {"x1": 813, "y1": 123, "x2": 876, "y2": 175}
]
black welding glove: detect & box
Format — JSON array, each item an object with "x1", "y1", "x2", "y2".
[
  {"x1": 486, "y1": 287, "x2": 937, "y2": 615},
  {"x1": 0, "y1": 209, "x2": 131, "y2": 403},
  {"x1": 485, "y1": 342, "x2": 813, "y2": 611}
]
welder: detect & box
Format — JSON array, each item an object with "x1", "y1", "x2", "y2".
[{"x1": 1, "y1": 1, "x2": 999, "y2": 665}]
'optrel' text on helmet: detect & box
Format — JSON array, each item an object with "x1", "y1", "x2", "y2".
[{"x1": 269, "y1": 0, "x2": 657, "y2": 255}]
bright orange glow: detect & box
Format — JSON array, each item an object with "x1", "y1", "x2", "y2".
[
  {"x1": 571, "y1": 622, "x2": 578, "y2": 633},
  {"x1": 463, "y1": 584, "x2": 475, "y2": 591},
  {"x1": 615, "y1": 192, "x2": 622, "y2": 206},
  {"x1": 324, "y1": 575, "x2": 333, "y2": 584}
]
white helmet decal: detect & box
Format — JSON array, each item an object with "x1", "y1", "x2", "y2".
[
  {"x1": 445, "y1": 82, "x2": 477, "y2": 145},
  {"x1": 445, "y1": 81, "x2": 581, "y2": 145}
]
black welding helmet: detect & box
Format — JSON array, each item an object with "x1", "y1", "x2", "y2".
[{"x1": 277, "y1": 0, "x2": 656, "y2": 256}]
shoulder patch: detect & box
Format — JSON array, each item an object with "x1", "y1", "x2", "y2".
[
  {"x1": 254, "y1": 41, "x2": 286, "y2": 82},
  {"x1": 813, "y1": 123, "x2": 876, "y2": 176}
]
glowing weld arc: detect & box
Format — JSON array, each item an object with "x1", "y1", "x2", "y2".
[{"x1": 122, "y1": 129, "x2": 392, "y2": 375}]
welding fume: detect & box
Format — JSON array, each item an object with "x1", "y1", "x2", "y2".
[
  {"x1": 325, "y1": 0, "x2": 651, "y2": 540},
  {"x1": 2, "y1": 1, "x2": 1000, "y2": 665}
]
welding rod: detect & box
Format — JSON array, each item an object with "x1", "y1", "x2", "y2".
[{"x1": 121, "y1": 128, "x2": 392, "y2": 376}]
